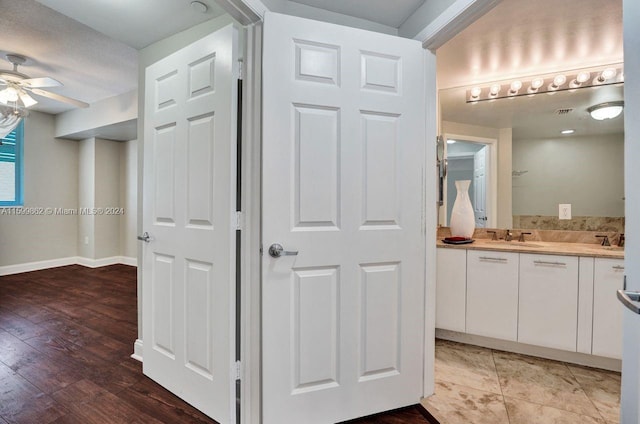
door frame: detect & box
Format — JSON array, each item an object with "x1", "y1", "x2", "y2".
[
  {"x1": 442, "y1": 133, "x2": 497, "y2": 228},
  {"x1": 214, "y1": 1, "x2": 503, "y2": 423}
]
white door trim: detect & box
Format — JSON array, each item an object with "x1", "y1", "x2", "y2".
[
  {"x1": 416, "y1": 0, "x2": 502, "y2": 49},
  {"x1": 443, "y1": 133, "x2": 498, "y2": 228},
  {"x1": 423, "y1": 48, "x2": 438, "y2": 398},
  {"x1": 239, "y1": 21, "x2": 263, "y2": 424}
]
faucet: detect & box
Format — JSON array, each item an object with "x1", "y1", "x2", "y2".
[
  {"x1": 596, "y1": 235, "x2": 611, "y2": 246},
  {"x1": 518, "y1": 232, "x2": 532, "y2": 242},
  {"x1": 487, "y1": 230, "x2": 498, "y2": 240},
  {"x1": 504, "y1": 229, "x2": 513, "y2": 241},
  {"x1": 618, "y1": 233, "x2": 625, "y2": 247}
]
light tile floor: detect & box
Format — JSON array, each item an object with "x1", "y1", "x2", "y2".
[{"x1": 422, "y1": 339, "x2": 621, "y2": 424}]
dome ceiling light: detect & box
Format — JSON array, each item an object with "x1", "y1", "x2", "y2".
[{"x1": 587, "y1": 101, "x2": 624, "y2": 120}]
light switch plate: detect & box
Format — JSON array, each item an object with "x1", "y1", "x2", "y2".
[{"x1": 559, "y1": 204, "x2": 571, "y2": 220}]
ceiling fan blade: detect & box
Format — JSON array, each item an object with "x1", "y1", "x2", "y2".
[
  {"x1": 21, "y1": 77, "x2": 63, "y2": 88},
  {"x1": 29, "y1": 88, "x2": 89, "y2": 108},
  {"x1": 18, "y1": 90, "x2": 38, "y2": 108}
]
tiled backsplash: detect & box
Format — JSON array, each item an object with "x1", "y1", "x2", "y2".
[{"x1": 512, "y1": 215, "x2": 625, "y2": 233}]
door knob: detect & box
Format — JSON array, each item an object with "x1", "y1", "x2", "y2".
[
  {"x1": 268, "y1": 243, "x2": 298, "y2": 258},
  {"x1": 137, "y1": 232, "x2": 151, "y2": 243}
]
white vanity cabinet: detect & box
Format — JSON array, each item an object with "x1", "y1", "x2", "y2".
[
  {"x1": 436, "y1": 248, "x2": 467, "y2": 332},
  {"x1": 466, "y1": 250, "x2": 519, "y2": 341},
  {"x1": 518, "y1": 254, "x2": 579, "y2": 351},
  {"x1": 592, "y1": 258, "x2": 625, "y2": 359}
]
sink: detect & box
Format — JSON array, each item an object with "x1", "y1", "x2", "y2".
[{"x1": 487, "y1": 241, "x2": 542, "y2": 248}]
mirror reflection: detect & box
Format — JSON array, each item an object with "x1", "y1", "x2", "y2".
[{"x1": 439, "y1": 83, "x2": 624, "y2": 232}]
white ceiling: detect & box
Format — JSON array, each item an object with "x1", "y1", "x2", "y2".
[
  {"x1": 0, "y1": 0, "x2": 226, "y2": 116},
  {"x1": 0, "y1": 0, "x2": 139, "y2": 114},
  {"x1": 2, "y1": 0, "x2": 625, "y2": 141},
  {"x1": 437, "y1": 0, "x2": 623, "y2": 90},
  {"x1": 35, "y1": 0, "x2": 227, "y2": 50},
  {"x1": 289, "y1": 0, "x2": 426, "y2": 28},
  {"x1": 437, "y1": 0, "x2": 624, "y2": 139}
]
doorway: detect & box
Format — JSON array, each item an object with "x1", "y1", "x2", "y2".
[{"x1": 443, "y1": 134, "x2": 496, "y2": 228}]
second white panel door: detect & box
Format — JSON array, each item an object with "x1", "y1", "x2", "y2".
[{"x1": 262, "y1": 12, "x2": 426, "y2": 424}]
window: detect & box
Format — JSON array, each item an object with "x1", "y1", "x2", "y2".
[{"x1": 0, "y1": 121, "x2": 24, "y2": 206}]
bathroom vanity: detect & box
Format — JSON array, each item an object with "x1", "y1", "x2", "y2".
[{"x1": 436, "y1": 234, "x2": 624, "y2": 369}]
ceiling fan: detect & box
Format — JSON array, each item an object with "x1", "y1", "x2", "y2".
[{"x1": 0, "y1": 54, "x2": 89, "y2": 109}]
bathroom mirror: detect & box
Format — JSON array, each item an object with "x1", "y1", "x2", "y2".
[{"x1": 439, "y1": 82, "x2": 624, "y2": 232}]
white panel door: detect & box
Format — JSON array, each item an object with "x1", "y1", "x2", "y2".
[
  {"x1": 473, "y1": 147, "x2": 487, "y2": 227},
  {"x1": 262, "y1": 12, "x2": 426, "y2": 424},
  {"x1": 142, "y1": 25, "x2": 238, "y2": 424}
]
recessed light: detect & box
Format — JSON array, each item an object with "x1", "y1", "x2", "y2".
[
  {"x1": 191, "y1": 1, "x2": 208, "y2": 13},
  {"x1": 447, "y1": 139, "x2": 457, "y2": 144},
  {"x1": 561, "y1": 129, "x2": 575, "y2": 135}
]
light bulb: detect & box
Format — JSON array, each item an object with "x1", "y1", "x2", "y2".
[
  {"x1": 531, "y1": 78, "x2": 544, "y2": 89},
  {"x1": 601, "y1": 68, "x2": 617, "y2": 80},
  {"x1": 553, "y1": 75, "x2": 566, "y2": 87},
  {"x1": 469, "y1": 87, "x2": 481, "y2": 101},
  {"x1": 489, "y1": 84, "x2": 501, "y2": 97},
  {"x1": 509, "y1": 81, "x2": 522, "y2": 96},
  {"x1": 576, "y1": 71, "x2": 590, "y2": 83}
]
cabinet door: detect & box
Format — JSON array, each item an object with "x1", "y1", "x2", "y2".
[
  {"x1": 518, "y1": 254, "x2": 579, "y2": 351},
  {"x1": 466, "y1": 250, "x2": 519, "y2": 341},
  {"x1": 436, "y1": 248, "x2": 467, "y2": 332},
  {"x1": 592, "y1": 258, "x2": 625, "y2": 359}
]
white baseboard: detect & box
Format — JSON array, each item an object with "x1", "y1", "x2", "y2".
[
  {"x1": 119, "y1": 256, "x2": 138, "y2": 267},
  {"x1": 76, "y1": 256, "x2": 137, "y2": 268},
  {"x1": 131, "y1": 338, "x2": 143, "y2": 362},
  {"x1": 0, "y1": 256, "x2": 138, "y2": 276},
  {"x1": 0, "y1": 257, "x2": 78, "y2": 276}
]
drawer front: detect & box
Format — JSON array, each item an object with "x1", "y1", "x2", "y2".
[
  {"x1": 518, "y1": 254, "x2": 579, "y2": 351},
  {"x1": 466, "y1": 250, "x2": 519, "y2": 341}
]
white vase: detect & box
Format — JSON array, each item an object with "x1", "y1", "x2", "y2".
[{"x1": 450, "y1": 180, "x2": 475, "y2": 238}]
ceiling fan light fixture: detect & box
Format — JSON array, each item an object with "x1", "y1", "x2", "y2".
[
  {"x1": 4, "y1": 87, "x2": 19, "y2": 102},
  {"x1": 587, "y1": 101, "x2": 624, "y2": 120}
]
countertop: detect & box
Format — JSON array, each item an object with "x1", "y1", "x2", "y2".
[{"x1": 437, "y1": 238, "x2": 624, "y2": 259}]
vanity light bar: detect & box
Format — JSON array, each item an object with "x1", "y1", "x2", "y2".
[{"x1": 466, "y1": 64, "x2": 624, "y2": 103}]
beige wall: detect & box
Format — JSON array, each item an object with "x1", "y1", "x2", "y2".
[
  {"x1": 0, "y1": 118, "x2": 137, "y2": 269},
  {"x1": 0, "y1": 112, "x2": 79, "y2": 267},
  {"x1": 513, "y1": 133, "x2": 624, "y2": 217},
  {"x1": 120, "y1": 139, "x2": 138, "y2": 258},
  {"x1": 78, "y1": 137, "x2": 137, "y2": 261},
  {"x1": 94, "y1": 139, "x2": 122, "y2": 259},
  {"x1": 78, "y1": 138, "x2": 96, "y2": 259}
]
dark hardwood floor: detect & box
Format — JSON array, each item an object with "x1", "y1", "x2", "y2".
[{"x1": 0, "y1": 264, "x2": 431, "y2": 424}]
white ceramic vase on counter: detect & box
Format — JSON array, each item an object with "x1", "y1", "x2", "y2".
[{"x1": 450, "y1": 179, "x2": 475, "y2": 238}]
